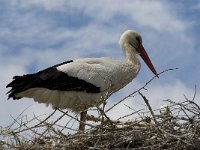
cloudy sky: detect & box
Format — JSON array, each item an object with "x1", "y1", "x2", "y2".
[{"x1": 1, "y1": 0, "x2": 200, "y2": 130}]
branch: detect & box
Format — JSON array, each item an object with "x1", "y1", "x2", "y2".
[
  {"x1": 139, "y1": 92, "x2": 157, "y2": 124},
  {"x1": 106, "y1": 68, "x2": 178, "y2": 113}
]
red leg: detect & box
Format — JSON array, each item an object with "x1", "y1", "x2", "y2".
[{"x1": 79, "y1": 110, "x2": 87, "y2": 131}]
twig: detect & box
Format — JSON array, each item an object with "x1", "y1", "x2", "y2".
[
  {"x1": 96, "y1": 106, "x2": 113, "y2": 127},
  {"x1": 139, "y1": 92, "x2": 157, "y2": 124},
  {"x1": 8, "y1": 105, "x2": 32, "y2": 129},
  {"x1": 192, "y1": 85, "x2": 197, "y2": 101},
  {"x1": 117, "y1": 109, "x2": 143, "y2": 120},
  {"x1": 57, "y1": 109, "x2": 96, "y2": 129},
  {"x1": 106, "y1": 68, "x2": 178, "y2": 113},
  {"x1": 37, "y1": 110, "x2": 69, "y2": 140}
]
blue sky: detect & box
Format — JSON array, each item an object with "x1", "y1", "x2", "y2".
[{"x1": 1, "y1": 0, "x2": 200, "y2": 129}]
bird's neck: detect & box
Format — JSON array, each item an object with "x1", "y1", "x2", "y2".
[{"x1": 122, "y1": 43, "x2": 140, "y2": 65}]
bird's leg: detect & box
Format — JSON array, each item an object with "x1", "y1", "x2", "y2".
[{"x1": 79, "y1": 110, "x2": 87, "y2": 131}]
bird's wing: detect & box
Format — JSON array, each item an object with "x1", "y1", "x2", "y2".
[
  {"x1": 6, "y1": 60, "x2": 101, "y2": 100},
  {"x1": 57, "y1": 58, "x2": 121, "y2": 91}
]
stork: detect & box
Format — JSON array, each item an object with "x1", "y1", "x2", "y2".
[{"x1": 6, "y1": 30, "x2": 158, "y2": 131}]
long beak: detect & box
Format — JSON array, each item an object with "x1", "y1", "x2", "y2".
[{"x1": 138, "y1": 45, "x2": 159, "y2": 78}]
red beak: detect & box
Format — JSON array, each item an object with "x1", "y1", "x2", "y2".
[{"x1": 138, "y1": 45, "x2": 159, "y2": 78}]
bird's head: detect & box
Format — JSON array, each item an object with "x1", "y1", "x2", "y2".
[
  {"x1": 160, "y1": 105, "x2": 170, "y2": 116},
  {"x1": 119, "y1": 30, "x2": 159, "y2": 77}
]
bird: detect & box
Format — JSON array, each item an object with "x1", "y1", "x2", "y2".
[
  {"x1": 160, "y1": 105, "x2": 172, "y2": 121},
  {"x1": 6, "y1": 30, "x2": 158, "y2": 131},
  {"x1": 160, "y1": 105, "x2": 171, "y2": 117}
]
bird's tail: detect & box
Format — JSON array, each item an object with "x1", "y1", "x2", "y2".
[{"x1": 6, "y1": 74, "x2": 35, "y2": 100}]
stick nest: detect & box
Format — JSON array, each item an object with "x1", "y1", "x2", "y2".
[{"x1": 1, "y1": 69, "x2": 200, "y2": 149}]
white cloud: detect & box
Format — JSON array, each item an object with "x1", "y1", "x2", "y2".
[
  {"x1": 72, "y1": 0, "x2": 187, "y2": 32},
  {"x1": 7, "y1": 0, "x2": 188, "y2": 32},
  {"x1": 0, "y1": 64, "x2": 27, "y2": 126},
  {"x1": 2, "y1": 0, "x2": 192, "y2": 68},
  {"x1": 9, "y1": 0, "x2": 66, "y2": 11}
]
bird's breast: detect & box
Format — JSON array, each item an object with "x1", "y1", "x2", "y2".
[{"x1": 103, "y1": 61, "x2": 141, "y2": 93}]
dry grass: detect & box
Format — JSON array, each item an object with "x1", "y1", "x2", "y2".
[{"x1": 1, "y1": 68, "x2": 200, "y2": 150}]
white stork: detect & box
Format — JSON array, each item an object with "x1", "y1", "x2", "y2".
[
  {"x1": 6, "y1": 30, "x2": 158, "y2": 131},
  {"x1": 160, "y1": 105, "x2": 171, "y2": 117}
]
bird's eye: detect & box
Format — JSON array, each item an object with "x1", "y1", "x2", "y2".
[{"x1": 136, "y1": 37, "x2": 141, "y2": 44}]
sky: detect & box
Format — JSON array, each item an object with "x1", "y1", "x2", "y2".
[{"x1": 0, "y1": 0, "x2": 200, "y2": 131}]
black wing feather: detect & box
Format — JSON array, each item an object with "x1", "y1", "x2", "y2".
[{"x1": 6, "y1": 60, "x2": 100, "y2": 100}]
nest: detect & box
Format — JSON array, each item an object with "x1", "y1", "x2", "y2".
[{"x1": 1, "y1": 68, "x2": 200, "y2": 149}]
